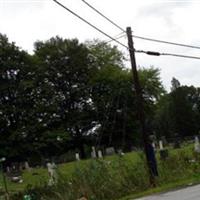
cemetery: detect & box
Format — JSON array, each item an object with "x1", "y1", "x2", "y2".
[
  {"x1": 1, "y1": 13, "x2": 200, "y2": 199},
  {"x1": 1, "y1": 138, "x2": 200, "y2": 200}
]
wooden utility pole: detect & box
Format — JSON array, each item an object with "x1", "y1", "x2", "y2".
[{"x1": 126, "y1": 27, "x2": 156, "y2": 186}]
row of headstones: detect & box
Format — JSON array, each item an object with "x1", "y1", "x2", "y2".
[
  {"x1": 75, "y1": 146, "x2": 121, "y2": 161},
  {"x1": 6, "y1": 136, "x2": 200, "y2": 170},
  {"x1": 75, "y1": 136, "x2": 200, "y2": 161},
  {"x1": 6, "y1": 161, "x2": 31, "y2": 173},
  {"x1": 152, "y1": 140, "x2": 164, "y2": 150},
  {"x1": 152, "y1": 136, "x2": 200, "y2": 152}
]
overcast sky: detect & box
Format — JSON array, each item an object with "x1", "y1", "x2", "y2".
[{"x1": 1, "y1": 0, "x2": 200, "y2": 90}]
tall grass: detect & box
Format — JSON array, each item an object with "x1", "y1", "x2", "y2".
[{"x1": 10, "y1": 150, "x2": 200, "y2": 200}]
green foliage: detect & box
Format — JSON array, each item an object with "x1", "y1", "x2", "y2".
[
  {"x1": 0, "y1": 33, "x2": 36, "y2": 159},
  {"x1": 9, "y1": 147, "x2": 200, "y2": 200},
  {"x1": 1, "y1": 32, "x2": 200, "y2": 165},
  {"x1": 154, "y1": 81, "x2": 200, "y2": 138}
]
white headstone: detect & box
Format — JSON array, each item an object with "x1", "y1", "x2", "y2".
[
  {"x1": 118, "y1": 149, "x2": 125, "y2": 156},
  {"x1": 91, "y1": 146, "x2": 97, "y2": 158},
  {"x1": 105, "y1": 147, "x2": 115, "y2": 155},
  {"x1": 194, "y1": 136, "x2": 200, "y2": 153},
  {"x1": 75, "y1": 153, "x2": 80, "y2": 161},
  {"x1": 24, "y1": 161, "x2": 30, "y2": 171},
  {"x1": 47, "y1": 162, "x2": 52, "y2": 175},
  {"x1": 98, "y1": 150, "x2": 103, "y2": 158},
  {"x1": 195, "y1": 136, "x2": 199, "y2": 143},
  {"x1": 152, "y1": 142, "x2": 156, "y2": 150},
  {"x1": 6, "y1": 166, "x2": 10, "y2": 173},
  {"x1": 159, "y1": 140, "x2": 163, "y2": 150},
  {"x1": 47, "y1": 162, "x2": 57, "y2": 186}
]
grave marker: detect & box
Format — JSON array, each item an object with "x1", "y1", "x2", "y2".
[
  {"x1": 105, "y1": 147, "x2": 115, "y2": 155},
  {"x1": 91, "y1": 146, "x2": 97, "y2": 158},
  {"x1": 24, "y1": 161, "x2": 30, "y2": 171},
  {"x1": 194, "y1": 136, "x2": 200, "y2": 153},
  {"x1": 98, "y1": 150, "x2": 103, "y2": 158},
  {"x1": 75, "y1": 153, "x2": 80, "y2": 161},
  {"x1": 159, "y1": 140, "x2": 163, "y2": 150}
]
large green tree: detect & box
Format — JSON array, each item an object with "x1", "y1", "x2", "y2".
[
  {"x1": 33, "y1": 37, "x2": 97, "y2": 158},
  {"x1": 154, "y1": 79, "x2": 200, "y2": 139},
  {"x1": 88, "y1": 41, "x2": 165, "y2": 150},
  {"x1": 0, "y1": 34, "x2": 166, "y2": 161},
  {"x1": 0, "y1": 34, "x2": 36, "y2": 160}
]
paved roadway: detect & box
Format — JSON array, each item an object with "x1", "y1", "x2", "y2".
[{"x1": 136, "y1": 184, "x2": 200, "y2": 200}]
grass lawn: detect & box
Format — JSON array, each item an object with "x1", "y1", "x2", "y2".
[
  {"x1": 1, "y1": 150, "x2": 141, "y2": 193},
  {"x1": 1, "y1": 143, "x2": 200, "y2": 200}
]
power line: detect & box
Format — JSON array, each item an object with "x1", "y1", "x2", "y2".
[
  {"x1": 81, "y1": 0, "x2": 125, "y2": 33},
  {"x1": 161, "y1": 52, "x2": 200, "y2": 59},
  {"x1": 80, "y1": 0, "x2": 200, "y2": 51},
  {"x1": 105, "y1": 33, "x2": 126, "y2": 44},
  {"x1": 52, "y1": 0, "x2": 200, "y2": 61},
  {"x1": 133, "y1": 35, "x2": 200, "y2": 50},
  {"x1": 135, "y1": 50, "x2": 200, "y2": 60},
  {"x1": 52, "y1": 0, "x2": 129, "y2": 49}
]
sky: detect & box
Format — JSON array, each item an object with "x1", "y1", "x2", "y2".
[{"x1": 1, "y1": 0, "x2": 200, "y2": 91}]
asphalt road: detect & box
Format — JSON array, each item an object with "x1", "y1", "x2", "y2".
[{"x1": 136, "y1": 184, "x2": 200, "y2": 200}]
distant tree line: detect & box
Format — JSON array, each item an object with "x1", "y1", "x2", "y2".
[{"x1": 0, "y1": 34, "x2": 200, "y2": 162}]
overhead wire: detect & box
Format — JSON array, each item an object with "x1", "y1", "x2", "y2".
[
  {"x1": 80, "y1": 0, "x2": 200, "y2": 51},
  {"x1": 81, "y1": 0, "x2": 125, "y2": 33},
  {"x1": 52, "y1": 0, "x2": 200, "y2": 61},
  {"x1": 161, "y1": 52, "x2": 200, "y2": 60},
  {"x1": 135, "y1": 50, "x2": 200, "y2": 60},
  {"x1": 51, "y1": 0, "x2": 200, "y2": 152},
  {"x1": 132, "y1": 35, "x2": 200, "y2": 50},
  {"x1": 105, "y1": 33, "x2": 126, "y2": 44},
  {"x1": 52, "y1": 0, "x2": 129, "y2": 50},
  {"x1": 80, "y1": 0, "x2": 129, "y2": 45}
]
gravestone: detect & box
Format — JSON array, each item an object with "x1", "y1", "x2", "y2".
[
  {"x1": 131, "y1": 146, "x2": 138, "y2": 151},
  {"x1": 91, "y1": 146, "x2": 97, "y2": 158},
  {"x1": 117, "y1": 149, "x2": 125, "y2": 156},
  {"x1": 105, "y1": 147, "x2": 115, "y2": 155},
  {"x1": 24, "y1": 161, "x2": 31, "y2": 171},
  {"x1": 159, "y1": 140, "x2": 163, "y2": 150},
  {"x1": 47, "y1": 162, "x2": 57, "y2": 186},
  {"x1": 75, "y1": 153, "x2": 80, "y2": 161},
  {"x1": 9, "y1": 164, "x2": 23, "y2": 183},
  {"x1": 6, "y1": 166, "x2": 10, "y2": 173},
  {"x1": 152, "y1": 142, "x2": 156, "y2": 150},
  {"x1": 98, "y1": 150, "x2": 103, "y2": 158},
  {"x1": 194, "y1": 136, "x2": 200, "y2": 153}
]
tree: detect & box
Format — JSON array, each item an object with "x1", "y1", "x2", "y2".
[
  {"x1": 87, "y1": 41, "x2": 164, "y2": 149},
  {"x1": 34, "y1": 37, "x2": 97, "y2": 158},
  {"x1": 154, "y1": 78, "x2": 200, "y2": 139},
  {"x1": 171, "y1": 77, "x2": 180, "y2": 91},
  {"x1": 170, "y1": 86, "x2": 199, "y2": 137},
  {"x1": 0, "y1": 34, "x2": 166, "y2": 161},
  {"x1": 0, "y1": 33, "x2": 36, "y2": 160}
]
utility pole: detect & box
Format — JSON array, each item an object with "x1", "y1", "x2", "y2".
[{"x1": 126, "y1": 27, "x2": 156, "y2": 186}]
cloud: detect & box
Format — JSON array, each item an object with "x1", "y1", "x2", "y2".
[{"x1": 137, "y1": 1, "x2": 190, "y2": 36}]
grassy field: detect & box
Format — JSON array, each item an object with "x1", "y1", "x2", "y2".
[
  {"x1": 1, "y1": 143, "x2": 200, "y2": 200},
  {"x1": 1, "y1": 151, "x2": 141, "y2": 193}
]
